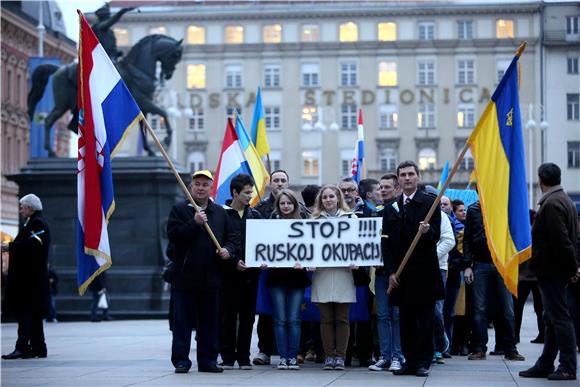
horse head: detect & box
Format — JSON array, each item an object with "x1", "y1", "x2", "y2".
[
  {"x1": 158, "y1": 37, "x2": 183, "y2": 81},
  {"x1": 122, "y1": 35, "x2": 183, "y2": 84}
]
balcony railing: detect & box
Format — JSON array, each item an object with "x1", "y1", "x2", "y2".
[{"x1": 544, "y1": 30, "x2": 579, "y2": 44}]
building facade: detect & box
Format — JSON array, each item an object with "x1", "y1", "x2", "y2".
[
  {"x1": 108, "y1": 1, "x2": 551, "y2": 196},
  {"x1": 1, "y1": 1, "x2": 76, "y2": 238}
]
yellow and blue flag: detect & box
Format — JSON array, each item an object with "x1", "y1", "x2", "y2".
[
  {"x1": 235, "y1": 113, "x2": 269, "y2": 207},
  {"x1": 437, "y1": 161, "x2": 449, "y2": 191},
  {"x1": 466, "y1": 52, "x2": 531, "y2": 296},
  {"x1": 250, "y1": 86, "x2": 270, "y2": 158}
]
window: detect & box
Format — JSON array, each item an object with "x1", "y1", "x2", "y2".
[
  {"x1": 567, "y1": 93, "x2": 579, "y2": 120},
  {"x1": 225, "y1": 25, "x2": 244, "y2": 44},
  {"x1": 378, "y1": 61, "x2": 397, "y2": 86},
  {"x1": 187, "y1": 25, "x2": 205, "y2": 44},
  {"x1": 379, "y1": 104, "x2": 398, "y2": 129},
  {"x1": 417, "y1": 60, "x2": 436, "y2": 85},
  {"x1": 263, "y1": 24, "x2": 282, "y2": 43},
  {"x1": 226, "y1": 106, "x2": 242, "y2": 118},
  {"x1": 341, "y1": 149, "x2": 353, "y2": 177},
  {"x1": 568, "y1": 142, "x2": 580, "y2": 168},
  {"x1": 4, "y1": 68, "x2": 11, "y2": 102},
  {"x1": 496, "y1": 19, "x2": 514, "y2": 39},
  {"x1": 457, "y1": 20, "x2": 473, "y2": 39},
  {"x1": 378, "y1": 22, "x2": 397, "y2": 41},
  {"x1": 113, "y1": 28, "x2": 129, "y2": 46},
  {"x1": 567, "y1": 16, "x2": 579, "y2": 37},
  {"x1": 339, "y1": 22, "x2": 358, "y2": 42},
  {"x1": 568, "y1": 57, "x2": 579, "y2": 74},
  {"x1": 418, "y1": 22, "x2": 435, "y2": 40},
  {"x1": 302, "y1": 150, "x2": 320, "y2": 177},
  {"x1": 16, "y1": 73, "x2": 21, "y2": 105},
  {"x1": 187, "y1": 64, "x2": 206, "y2": 89},
  {"x1": 301, "y1": 63, "x2": 320, "y2": 87},
  {"x1": 496, "y1": 59, "x2": 511, "y2": 83},
  {"x1": 269, "y1": 150, "x2": 281, "y2": 172},
  {"x1": 418, "y1": 103, "x2": 435, "y2": 128},
  {"x1": 264, "y1": 64, "x2": 280, "y2": 87},
  {"x1": 150, "y1": 116, "x2": 166, "y2": 131},
  {"x1": 302, "y1": 24, "x2": 320, "y2": 42},
  {"x1": 340, "y1": 62, "x2": 357, "y2": 86},
  {"x1": 457, "y1": 104, "x2": 475, "y2": 128},
  {"x1": 302, "y1": 105, "x2": 318, "y2": 129},
  {"x1": 380, "y1": 149, "x2": 398, "y2": 172},
  {"x1": 150, "y1": 26, "x2": 166, "y2": 35},
  {"x1": 187, "y1": 151, "x2": 205, "y2": 172},
  {"x1": 188, "y1": 108, "x2": 204, "y2": 131},
  {"x1": 341, "y1": 104, "x2": 358, "y2": 129},
  {"x1": 457, "y1": 59, "x2": 475, "y2": 85},
  {"x1": 460, "y1": 148, "x2": 475, "y2": 170},
  {"x1": 225, "y1": 64, "x2": 242, "y2": 88},
  {"x1": 264, "y1": 106, "x2": 281, "y2": 131},
  {"x1": 418, "y1": 148, "x2": 437, "y2": 171}
]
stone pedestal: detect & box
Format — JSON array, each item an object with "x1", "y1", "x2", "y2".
[{"x1": 7, "y1": 157, "x2": 187, "y2": 319}]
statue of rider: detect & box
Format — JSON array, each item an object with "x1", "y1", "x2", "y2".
[{"x1": 91, "y1": 3, "x2": 135, "y2": 61}]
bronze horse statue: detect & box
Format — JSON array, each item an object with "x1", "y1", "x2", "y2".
[{"x1": 28, "y1": 34, "x2": 183, "y2": 157}]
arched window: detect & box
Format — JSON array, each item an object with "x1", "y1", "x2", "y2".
[{"x1": 339, "y1": 22, "x2": 358, "y2": 42}]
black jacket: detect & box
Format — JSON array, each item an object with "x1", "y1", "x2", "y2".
[
  {"x1": 382, "y1": 190, "x2": 443, "y2": 305},
  {"x1": 255, "y1": 193, "x2": 309, "y2": 219},
  {"x1": 530, "y1": 186, "x2": 579, "y2": 279},
  {"x1": 167, "y1": 200, "x2": 238, "y2": 291},
  {"x1": 4, "y1": 211, "x2": 50, "y2": 316},
  {"x1": 463, "y1": 201, "x2": 492, "y2": 266}
]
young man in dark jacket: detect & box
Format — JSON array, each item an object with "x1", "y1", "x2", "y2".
[
  {"x1": 167, "y1": 170, "x2": 237, "y2": 374},
  {"x1": 220, "y1": 174, "x2": 262, "y2": 370},
  {"x1": 520, "y1": 163, "x2": 579, "y2": 381}
]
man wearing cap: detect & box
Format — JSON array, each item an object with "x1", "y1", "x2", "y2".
[{"x1": 167, "y1": 170, "x2": 238, "y2": 374}]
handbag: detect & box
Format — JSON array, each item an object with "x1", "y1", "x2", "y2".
[
  {"x1": 97, "y1": 292, "x2": 109, "y2": 309},
  {"x1": 352, "y1": 267, "x2": 370, "y2": 287}
]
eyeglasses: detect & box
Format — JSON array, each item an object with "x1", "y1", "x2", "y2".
[{"x1": 340, "y1": 188, "x2": 357, "y2": 193}]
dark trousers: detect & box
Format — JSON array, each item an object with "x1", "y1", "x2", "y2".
[
  {"x1": 171, "y1": 288, "x2": 219, "y2": 369},
  {"x1": 567, "y1": 281, "x2": 580, "y2": 350},
  {"x1": 536, "y1": 278, "x2": 577, "y2": 374},
  {"x1": 257, "y1": 314, "x2": 275, "y2": 356},
  {"x1": 346, "y1": 320, "x2": 373, "y2": 365},
  {"x1": 399, "y1": 302, "x2": 435, "y2": 369},
  {"x1": 220, "y1": 279, "x2": 258, "y2": 365},
  {"x1": 443, "y1": 268, "x2": 462, "y2": 342},
  {"x1": 514, "y1": 280, "x2": 544, "y2": 342},
  {"x1": 16, "y1": 307, "x2": 46, "y2": 354}
]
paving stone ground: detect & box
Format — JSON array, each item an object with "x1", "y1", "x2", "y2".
[{"x1": 2, "y1": 303, "x2": 579, "y2": 386}]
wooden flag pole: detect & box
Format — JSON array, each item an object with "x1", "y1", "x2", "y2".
[
  {"x1": 142, "y1": 118, "x2": 222, "y2": 250},
  {"x1": 387, "y1": 41, "x2": 527, "y2": 294}
]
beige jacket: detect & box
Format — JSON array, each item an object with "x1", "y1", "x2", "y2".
[{"x1": 311, "y1": 209, "x2": 357, "y2": 304}]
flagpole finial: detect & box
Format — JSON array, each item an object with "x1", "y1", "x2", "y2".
[{"x1": 515, "y1": 41, "x2": 527, "y2": 58}]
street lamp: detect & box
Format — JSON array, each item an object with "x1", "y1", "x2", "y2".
[{"x1": 525, "y1": 103, "x2": 549, "y2": 208}]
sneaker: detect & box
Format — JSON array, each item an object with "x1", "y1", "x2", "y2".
[
  {"x1": 368, "y1": 357, "x2": 390, "y2": 371},
  {"x1": 277, "y1": 358, "x2": 288, "y2": 370},
  {"x1": 388, "y1": 359, "x2": 402, "y2": 372},
  {"x1": 468, "y1": 351, "x2": 486, "y2": 360},
  {"x1": 304, "y1": 350, "x2": 316, "y2": 362},
  {"x1": 221, "y1": 362, "x2": 235, "y2": 370},
  {"x1": 288, "y1": 358, "x2": 300, "y2": 370},
  {"x1": 323, "y1": 357, "x2": 334, "y2": 370},
  {"x1": 504, "y1": 351, "x2": 525, "y2": 361},
  {"x1": 435, "y1": 352, "x2": 445, "y2": 364},
  {"x1": 238, "y1": 363, "x2": 253, "y2": 370},
  {"x1": 548, "y1": 370, "x2": 577, "y2": 381},
  {"x1": 296, "y1": 354, "x2": 304, "y2": 364},
  {"x1": 253, "y1": 352, "x2": 271, "y2": 365},
  {"x1": 519, "y1": 365, "x2": 554, "y2": 378},
  {"x1": 334, "y1": 357, "x2": 345, "y2": 371}
]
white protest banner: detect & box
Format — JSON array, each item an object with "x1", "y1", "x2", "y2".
[{"x1": 245, "y1": 218, "x2": 382, "y2": 268}]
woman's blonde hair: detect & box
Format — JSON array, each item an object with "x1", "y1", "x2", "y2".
[
  {"x1": 312, "y1": 184, "x2": 350, "y2": 218},
  {"x1": 274, "y1": 189, "x2": 302, "y2": 219}
]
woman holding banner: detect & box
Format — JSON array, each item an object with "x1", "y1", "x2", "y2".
[
  {"x1": 310, "y1": 185, "x2": 357, "y2": 371},
  {"x1": 265, "y1": 189, "x2": 312, "y2": 370}
]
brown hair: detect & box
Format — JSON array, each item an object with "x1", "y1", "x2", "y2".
[{"x1": 274, "y1": 189, "x2": 302, "y2": 219}]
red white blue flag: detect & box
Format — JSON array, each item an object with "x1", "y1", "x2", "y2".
[
  {"x1": 77, "y1": 11, "x2": 143, "y2": 295},
  {"x1": 350, "y1": 109, "x2": 365, "y2": 183}
]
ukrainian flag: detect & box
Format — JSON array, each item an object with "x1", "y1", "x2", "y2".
[
  {"x1": 467, "y1": 50, "x2": 531, "y2": 296},
  {"x1": 250, "y1": 86, "x2": 270, "y2": 158},
  {"x1": 235, "y1": 113, "x2": 269, "y2": 207},
  {"x1": 437, "y1": 161, "x2": 449, "y2": 191}
]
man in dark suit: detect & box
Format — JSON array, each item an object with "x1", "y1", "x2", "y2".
[
  {"x1": 167, "y1": 170, "x2": 238, "y2": 374},
  {"x1": 2, "y1": 194, "x2": 50, "y2": 360},
  {"x1": 382, "y1": 161, "x2": 443, "y2": 377}
]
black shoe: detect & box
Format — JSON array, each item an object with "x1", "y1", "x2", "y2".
[
  {"x1": 393, "y1": 364, "x2": 416, "y2": 375},
  {"x1": 28, "y1": 349, "x2": 47, "y2": 359},
  {"x1": 548, "y1": 370, "x2": 576, "y2": 381},
  {"x1": 530, "y1": 336, "x2": 544, "y2": 344},
  {"x1": 442, "y1": 351, "x2": 452, "y2": 359},
  {"x1": 504, "y1": 351, "x2": 525, "y2": 361},
  {"x1": 198, "y1": 364, "x2": 223, "y2": 373},
  {"x1": 489, "y1": 350, "x2": 504, "y2": 356},
  {"x1": 358, "y1": 359, "x2": 371, "y2": 368},
  {"x1": 519, "y1": 365, "x2": 553, "y2": 378},
  {"x1": 460, "y1": 346, "x2": 469, "y2": 356},
  {"x1": 174, "y1": 363, "x2": 190, "y2": 373},
  {"x1": 2, "y1": 350, "x2": 28, "y2": 360},
  {"x1": 416, "y1": 366, "x2": 430, "y2": 377}
]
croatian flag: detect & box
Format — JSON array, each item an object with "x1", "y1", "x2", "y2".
[
  {"x1": 77, "y1": 11, "x2": 143, "y2": 295},
  {"x1": 350, "y1": 109, "x2": 365, "y2": 183},
  {"x1": 212, "y1": 118, "x2": 252, "y2": 205}
]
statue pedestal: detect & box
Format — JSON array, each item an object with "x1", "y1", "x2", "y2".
[{"x1": 7, "y1": 157, "x2": 187, "y2": 319}]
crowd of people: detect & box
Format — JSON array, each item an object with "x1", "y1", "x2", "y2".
[{"x1": 164, "y1": 161, "x2": 579, "y2": 380}]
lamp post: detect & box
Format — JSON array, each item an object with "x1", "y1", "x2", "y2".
[{"x1": 525, "y1": 104, "x2": 549, "y2": 208}]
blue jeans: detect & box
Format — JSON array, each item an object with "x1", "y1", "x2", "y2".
[
  {"x1": 434, "y1": 269, "x2": 448, "y2": 352},
  {"x1": 472, "y1": 262, "x2": 516, "y2": 353},
  {"x1": 374, "y1": 274, "x2": 403, "y2": 360},
  {"x1": 270, "y1": 287, "x2": 304, "y2": 359}
]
